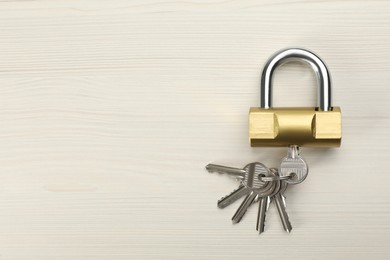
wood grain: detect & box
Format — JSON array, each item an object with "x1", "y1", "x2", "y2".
[{"x1": 0, "y1": 0, "x2": 389, "y2": 259}]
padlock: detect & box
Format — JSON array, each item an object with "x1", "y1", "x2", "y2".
[{"x1": 249, "y1": 48, "x2": 342, "y2": 147}]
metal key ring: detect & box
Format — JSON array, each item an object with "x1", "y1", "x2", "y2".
[{"x1": 259, "y1": 173, "x2": 294, "y2": 182}]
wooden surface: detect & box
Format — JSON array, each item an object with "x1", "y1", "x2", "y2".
[{"x1": 0, "y1": 1, "x2": 390, "y2": 259}]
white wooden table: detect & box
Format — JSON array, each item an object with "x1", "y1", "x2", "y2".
[{"x1": 0, "y1": 1, "x2": 389, "y2": 259}]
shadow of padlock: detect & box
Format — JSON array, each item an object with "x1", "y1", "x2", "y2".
[{"x1": 249, "y1": 48, "x2": 342, "y2": 147}]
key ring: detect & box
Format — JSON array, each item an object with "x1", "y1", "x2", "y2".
[{"x1": 259, "y1": 172, "x2": 295, "y2": 182}]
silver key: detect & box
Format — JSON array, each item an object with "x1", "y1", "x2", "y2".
[
  {"x1": 217, "y1": 184, "x2": 250, "y2": 209},
  {"x1": 256, "y1": 168, "x2": 281, "y2": 234},
  {"x1": 207, "y1": 162, "x2": 272, "y2": 209},
  {"x1": 272, "y1": 171, "x2": 292, "y2": 232},
  {"x1": 279, "y1": 145, "x2": 308, "y2": 184},
  {"x1": 205, "y1": 164, "x2": 246, "y2": 179},
  {"x1": 231, "y1": 191, "x2": 258, "y2": 224},
  {"x1": 256, "y1": 196, "x2": 269, "y2": 233},
  {"x1": 231, "y1": 163, "x2": 275, "y2": 224},
  {"x1": 232, "y1": 186, "x2": 276, "y2": 225}
]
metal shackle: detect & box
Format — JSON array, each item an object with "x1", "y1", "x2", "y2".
[{"x1": 260, "y1": 48, "x2": 332, "y2": 111}]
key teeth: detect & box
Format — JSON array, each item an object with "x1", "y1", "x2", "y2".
[
  {"x1": 219, "y1": 188, "x2": 238, "y2": 200},
  {"x1": 257, "y1": 220, "x2": 266, "y2": 234},
  {"x1": 217, "y1": 186, "x2": 242, "y2": 205}
]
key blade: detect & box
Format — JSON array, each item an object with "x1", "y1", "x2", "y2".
[
  {"x1": 231, "y1": 192, "x2": 257, "y2": 224},
  {"x1": 205, "y1": 164, "x2": 246, "y2": 177},
  {"x1": 281, "y1": 194, "x2": 287, "y2": 208},
  {"x1": 256, "y1": 168, "x2": 279, "y2": 234},
  {"x1": 218, "y1": 185, "x2": 250, "y2": 209},
  {"x1": 274, "y1": 194, "x2": 292, "y2": 233},
  {"x1": 256, "y1": 196, "x2": 269, "y2": 234}
]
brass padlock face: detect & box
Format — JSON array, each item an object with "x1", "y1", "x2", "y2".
[{"x1": 249, "y1": 107, "x2": 341, "y2": 147}]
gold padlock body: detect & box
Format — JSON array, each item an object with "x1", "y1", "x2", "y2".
[{"x1": 249, "y1": 107, "x2": 341, "y2": 147}]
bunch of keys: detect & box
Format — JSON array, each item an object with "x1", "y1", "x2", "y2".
[
  {"x1": 206, "y1": 145, "x2": 306, "y2": 233},
  {"x1": 205, "y1": 48, "x2": 341, "y2": 234}
]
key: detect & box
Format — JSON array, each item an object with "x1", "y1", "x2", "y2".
[
  {"x1": 205, "y1": 164, "x2": 246, "y2": 179},
  {"x1": 206, "y1": 163, "x2": 271, "y2": 190},
  {"x1": 272, "y1": 170, "x2": 292, "y2": 233},
  {"x1": 217, "y1": 184, "x2": 250, "y2": 209},
  {"x1": 279, "y1": 145, "x2": 308, "y2": 184},
  {"x1": 231, "y1": 163, "x2": 276, "y2": 224},
  {"x1": 256, "y1": 196, "x2": 269, "y2": 233},
  {"x1": 256, "y1": 168, "x2": 281, "y2": 234},
  {"x1": 231, "y1": 191, "x2": 258, "y2": 223},
  {"x1": 206, "y1": 164, "x2": 266, "y2": 209},
  {"x1": 206, "y1": 162, "x2": 275, "y2": 223},
  {"x1": 207, "y1": 162, "x2": 272, "y2": 209}
]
